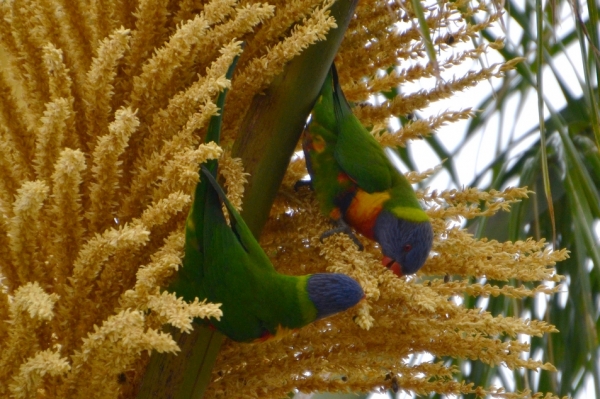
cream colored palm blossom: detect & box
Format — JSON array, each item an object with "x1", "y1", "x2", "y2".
[{"x1": 0, "y1": 0, "x2": 566, "y2": 398}]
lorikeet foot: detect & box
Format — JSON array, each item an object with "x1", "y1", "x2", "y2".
[
  {"x1": 294, "y1": 179, "x2": 313, "y2": 191},
  {"x1": 320, "y1": 219, "x2": 364, "y2": 250}
]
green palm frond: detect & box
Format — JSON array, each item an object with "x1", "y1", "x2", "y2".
[{"x1": 421, "y1": 0, "x2": 600, "y2": 396}]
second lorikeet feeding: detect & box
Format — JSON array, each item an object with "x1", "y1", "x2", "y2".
[{"x1": 302, "y1": 64, "x2": 434, "y2": 276}]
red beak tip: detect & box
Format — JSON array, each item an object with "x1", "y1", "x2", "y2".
[
  {"x1": 381, "y1": 256, "x2": 403, "y2": 277},
  {"x1": 390, "y1": 263, "x2": 403, "y2": 277}
]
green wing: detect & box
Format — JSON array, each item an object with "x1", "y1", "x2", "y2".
[
  {"x1": 200, "y1": 167, "x2": 270, "y2": 341},
  {"x1": 201, "y1": 167, "x2": 273, "y2": 273},
  {"x1": 329, "y1": 66, "x2": 394, "y2": 193}
]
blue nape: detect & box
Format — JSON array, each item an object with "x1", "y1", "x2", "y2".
[{"x1": 306, "y1": 273, "x2": 364, "y2": 320}]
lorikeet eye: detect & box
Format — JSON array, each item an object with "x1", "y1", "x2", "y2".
[{"x1": 403, "y1": 244, "x2": 412, "y2": 252}]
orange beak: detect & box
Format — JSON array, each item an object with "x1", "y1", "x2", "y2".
[{"x1": 382, "y1": 256, "x2": 403, "y2": 277}]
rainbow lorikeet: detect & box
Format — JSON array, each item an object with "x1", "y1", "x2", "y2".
[
  {"x1": 171, "y1": 165, "x2": 364, "y2": 343},
  {"x1": 302, "y1": 65, "x2": 433, "y2": 276},
  {"x1": 169, "y1": 55, "x2": 364, "y2": 341}
]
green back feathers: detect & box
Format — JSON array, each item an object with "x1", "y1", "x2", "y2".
[
  {"x1": 196, "y1": 168, "x2": 365, "y2": 342},
  {"x1": 178, "y1": 165, "x2": 362, "y2": 343},
  {"x1": 330, "y1": 66, "x2": 393, "y2": 193},
  {"x1": 198, "y1": 168, "x2": 320, "y2": 342}
]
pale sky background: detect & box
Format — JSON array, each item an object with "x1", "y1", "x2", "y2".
[{"x1": 367, "y1": 0, "x2": 591, "y2": 398}]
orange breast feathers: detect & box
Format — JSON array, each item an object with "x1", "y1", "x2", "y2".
[{"x1": 344, "y1": 190, "x2": 391, "y2": 239}]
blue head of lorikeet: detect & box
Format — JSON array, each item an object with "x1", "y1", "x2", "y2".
[
  {"x1": 306, "y1": 273, "x2": 365, "y2": 319},
  {"x1": 374, "y1": 211, "x2": 434, "y2": 276}
]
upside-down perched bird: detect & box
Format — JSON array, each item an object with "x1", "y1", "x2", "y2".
[
  {"x1": 171, "y1": 165, "x2": 364, "y2": 343},
  {"x1": 302, "y1": 65, "x2": 434, "y2": 276}
]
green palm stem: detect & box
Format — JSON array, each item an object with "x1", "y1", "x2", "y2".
[
  {"x1": 233, "y1": 0, "x2": 359, "y2": 237},
  {"x1": 135, "y1": 1, "x2": 358, "y2": 398}
]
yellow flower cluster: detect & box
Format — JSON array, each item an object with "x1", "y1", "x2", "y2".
[{"x1": 0, "y1": 0, "x2": 567, "y2": 398}]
